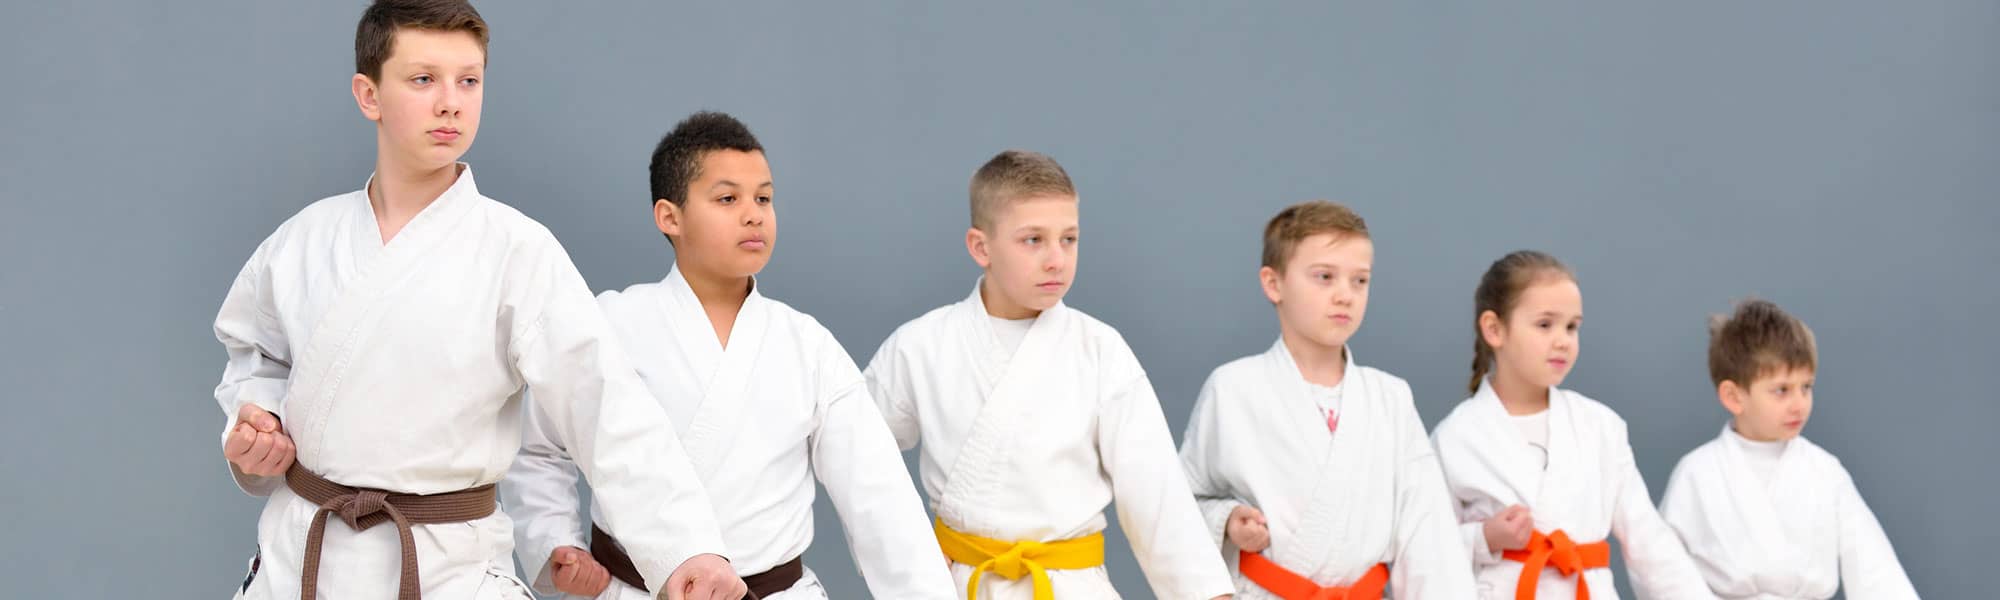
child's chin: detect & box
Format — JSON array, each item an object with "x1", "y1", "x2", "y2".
[
  {"x1": 409, "y1": 147, "x2": 464, "y2": 168},
  {"x1": 1307, "y1": 330, "x2": 1352, "y2": 350},
  {"x1": 1019, "y1": 292, "x2": 1063, "y2": 310}
]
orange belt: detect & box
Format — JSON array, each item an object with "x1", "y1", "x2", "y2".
[
  {"x1": 1238, "y1": 550, "x2": 1388, "y2": 600},
  {"x1": 1500, "y1": 529, "x2": 1610, "y2": 600}
]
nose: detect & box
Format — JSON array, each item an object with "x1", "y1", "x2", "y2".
[
  {"x1": 436, "y1": 86, "x2": 460, "y2": 118},
  {"x1": 1332, "y1": 283, "x2": 1355, "y2": 307},
  {"x1": 1043, "y1": 245, "x2": 1067, "y2": 273}
]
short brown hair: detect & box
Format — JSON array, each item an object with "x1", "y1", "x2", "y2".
[
  {"x1": 969, "y1": 150, "x2": 1075, "y2": 230},
  {"x1": 355, "y1": 0, "x2": 490, "y2": 83},
  {"x1": 1708, "y1": 299, "x2": 1817, "y2": 388},
  {"x1": 1261, "y1": 201, "x2": 1370, "y2": 273}
]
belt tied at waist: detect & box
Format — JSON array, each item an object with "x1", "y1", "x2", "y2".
[{"x1": 285, "y1": 465, "x2": 496, "y2": 600}]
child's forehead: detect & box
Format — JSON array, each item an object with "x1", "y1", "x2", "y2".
[
  {"x1": 695, "y1": 148, "x2": 769, "y2": 171},
  {"x1": 687, "y1": 150, "x2": 773, "y2": 190},
  {"x1": 1275, "y1": 242, "x2": 1369, "y2": 278},
  {"x1": 1513, "y1": 278, "x2": 1583, "y2": 314},
  {"x1": 1288, "y1": 233, "x2": 1373, "y2": 261},
  {"x1": 1751, "y1": 364, "x2": 1817, "y2": 384},
  {"x1": 384, "y1": 28, "x2": 487, "y2": 67},
  {"x1": 993, "y1": 196, "x2": 1078, "y2": 226}
]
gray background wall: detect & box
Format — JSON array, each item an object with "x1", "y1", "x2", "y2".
[{"x1": 3, "y1": 2, "x2": 1993, "y2": 598}]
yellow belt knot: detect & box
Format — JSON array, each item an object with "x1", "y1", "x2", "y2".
[{"x1": 936, "y1": 518, "x2": 1104, "y2": 600}]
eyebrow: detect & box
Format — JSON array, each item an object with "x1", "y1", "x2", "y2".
[
  {"x1": 710, "y1": 179, "x2": 774, "y2": 190},
  {"x1": 1304, "y1": 263, "x2": 1370, "y2": 272},
  {"x1": 406, "y1": 63, "x2": 485, "y2": 71}
]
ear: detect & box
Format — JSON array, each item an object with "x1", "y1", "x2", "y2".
[
  {"x1": 654, "y1": 199, "x2": 683, "y2": 239},
  {"x1": 1259, "y1": 265, "x2": 1283, "y2": 305},
  {"x1": 1718, "y1": 380, "x2": 1747, "y2": 417},
  {"x1": 352, "y1": 74, "x2": 383, "y2": 122},
  {"x1": 1478, "y1": 309, "x2": 1506, "y2": 350},
  {"x1": 965, "y1": 227, "x2": 991, "y2": 269}
]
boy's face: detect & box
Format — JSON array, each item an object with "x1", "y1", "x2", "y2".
[
  {"x1": 967, "y1": 196, "x2": 1079, "y2": 317},
  {"x1": 1722, "y1": 367, "x2": 1814, "y2": 442},
  {"x1": 656, "y1": 149, "x2": 775, "y2": 280},
  {"x1": 352, "y1": 29, "x2": 485, "y2": 172},
  {"x1": 1261, "y1": 234, "x2": 1372, "y2": 353},
  {"x1": 1484, "y1": 277, "x2": 1583, "y2": 391}
]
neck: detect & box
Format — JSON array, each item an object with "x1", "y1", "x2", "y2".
[
  {"x1": 1490, "y1": 367, "x2": 1550, "y2": 416},
  {"x1": 1730, "y1": 422, "x2": 1787, "y2": 444},
  {"x1": 979, "y1": 277, "x2": 1041, "y2": 320},
  {"x1": 368, "y1": 159, "x2": 460, "y2": 224},
  {"x1": 1281, "y1": 328, "x2": 1347, "y2": 387},
  {"x1": 681, "y1": 260, "x2": 752, "y2": 313},
  {"x1": 681, "y1": 261, "x2": 752, "y2": 347}
]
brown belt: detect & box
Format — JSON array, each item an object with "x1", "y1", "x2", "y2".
[
  {"x1": 285, "y1": 465, "x2": 497, "y2": 600},
  {"x1": 591, "y1": 524, "x2": 804, "y2": 599}
]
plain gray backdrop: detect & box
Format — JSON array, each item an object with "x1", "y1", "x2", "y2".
[{"x1": 3, "y1": 2, "x2": 1994, "y2": 598}]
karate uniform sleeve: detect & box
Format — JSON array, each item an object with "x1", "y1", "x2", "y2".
[
  {"x1": 1178, "y1": 374, "x2": 1246, "y2": 551},
  {"x1": 505, "y1": 235, "x2": 728, "y2": 593},
  {"x1": 1386, "y1": 381, "x2": 1478, "y2": 599},
  {"x1": 1460, "y1": 519, "x2": 1504, "y2": 568},
  {"x1": 1654, "y1": 461, "x2": 1693, "y2": 547},
  {"x1": 1833, "y1": 465, "x2": 1920, "y2": 599},
  {"x1": 1606, "y1": 423, "x2": 1717, "y2": 600},
  {"x1": 808, "y1": 329, "x2": 959, "y2": 598},
  {"x1": 212, "y1": 233, "x2": 291, "y2": 497},
  {"x1": 1655, "y1": 457, "x2": 1735, "y2": 595},
  {"x1": 1097, "y1": 343, "x2": 1237, "y2": 599},
  {"x1": 861, "y1": 330, "x2": 921, "y2": 451},
  {"x1": 499, "y1": 389, "x2": 590, "y2": 596}
]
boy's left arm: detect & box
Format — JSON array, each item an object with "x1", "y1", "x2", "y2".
[
  {"x1": 1607, "y1": 423, "x2": 1718, "y2": 600},
  {"x1": 1386, "y1": 380, "x2": 1479, "y2": 598},
  {"x1": 1833, "y1": 465, "x2": 1920, "y2": 599},
  {"x1": 504, "y1": 238, "x2": 732, "y2": 593},
  {"x1": 1098, "y1": 344, "x2": 1236, "y2": 600}
]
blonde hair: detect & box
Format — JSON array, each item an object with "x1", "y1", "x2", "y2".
[{"x1": 969, "y1": 150, "x2": 1075, "y2": 230}]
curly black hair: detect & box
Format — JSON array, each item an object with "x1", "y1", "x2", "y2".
[{"x1": 648, "y1": 111, "x2": 764, "y2": 208}]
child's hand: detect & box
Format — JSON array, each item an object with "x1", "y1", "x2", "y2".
[
  {"x1": 1225, "y1": 504, "x2": 1270, "y2": 552},
  {"x1": 1483, "y1": 505, "x2": 1534, "y2": 552},
  {"x1": 549, "y1": 545, "x2": 613, "y2": 597},
  {"x1": 223, "y1": 403, "x2": 294, "y2": 477},
  {"x1": 663, "y1": 553, "x2": 746, "y2": 600}
]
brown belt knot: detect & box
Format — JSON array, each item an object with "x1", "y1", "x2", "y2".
[{"x1": 285, "y1": 465, "x2": 497, "y2": 600}]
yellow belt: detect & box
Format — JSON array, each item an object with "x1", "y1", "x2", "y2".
[{"x1": 935, "y1": 518, "x2": 1105, "y2": 600}]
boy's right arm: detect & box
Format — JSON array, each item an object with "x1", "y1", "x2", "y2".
[
  {"x1": 212, "y1": 238, "x2": 292, "y2": 496},
  {"x1": 499, "y1": 389, "x2": 592, "y2": 596},
  {"x1": 861, "y1": 332, "x2": 921, "y2": 450},
  {"x1": 1178, "y1": 377, "x2": 1245, "y2": 550},
  {"x1": 1434, "y1": 428, "x2": 1505, "y2": 567}
]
